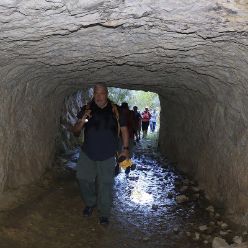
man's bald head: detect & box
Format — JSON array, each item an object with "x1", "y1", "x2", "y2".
[
  {"x1": 93, "y1": 83, "x2": 109, "y2": 108},
  {"x1": 93, "y1": 83, "x2": 108, "y2": 94}
]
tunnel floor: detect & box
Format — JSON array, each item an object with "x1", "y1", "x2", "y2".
[{"x1": 0, "y1": 134, "x2": 246, "y2": 248}]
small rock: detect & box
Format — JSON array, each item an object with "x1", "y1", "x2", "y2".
[
  {"x1": 242, "y1": 231, "x2": 247, "y2": 236},
  {"x1": 176, "y1": 195, "x2": 189, "y2": 204},
  {"x1": 233, "y1": 236, "x2": 242, "y2": 244},
  {"x1": 215, "y1": 213, "x2": 221, "y2": 218},
  {"x1": 206, "y1": 205, "x2": 215, "y2": 213},
  {"x1": 186, "y1": 231, "x2": 191, "y2": 237},
  {"x1": 220, "y1": 231, "x2": 229, "y2": 236},
  {"x1": 210, "y1": 212, "x2": 215, "y2": 218},
  {"x1": 204, "y1": 240, "x2": 209, "y2": 244},
  {"x1": 230, "y1": 242, "x2": 248, "y2": 248},
  {"x1": 217, "y1": 221, "x2": 228, "y2": 229},
  {"x1": 192, "y1": 186, "x2": 200, "y2": 192},
  {"x1": 167, "y1": 192, "x2": 173, "y2": 199},
  {"x1": 143, "y1": 237, "x2": 150, "y2": 241},
  {"x1": 199, "y1": 225, "x2": 208, "y2": 231},
  {"x1": 221, "y1": 223, "x2": 228, "y2": 229},
  {"x1": 193, "y1": 232, "x2": 200, "y2": 241},
  {"x1": 212, "y1": 237, "x2": 229, "y2": 248},
  {"x1": 173, "y1": 227, "x2": 179, "y2": 233}
]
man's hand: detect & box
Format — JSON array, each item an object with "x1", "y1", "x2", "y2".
[
  {"x1": 71, "y1": 110, "x2": 92, "y2": 135},
  {"x1": 118, "y1": 149, "x2": 129, "y2": 160},
  {"x1": 81, "y1": 109, "x2": 92, "y2": 123}
]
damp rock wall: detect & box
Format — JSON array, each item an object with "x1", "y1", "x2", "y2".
[
  {"x1": 0, "y1": 65, "x2": 60, "y2": 193},
  {"x1": 159, "y1": 80, "x2": 248, "y2": 225}
]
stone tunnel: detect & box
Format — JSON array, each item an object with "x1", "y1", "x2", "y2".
[{"x1": 0, "y1": 0, "x2": 247, "y2": 226}]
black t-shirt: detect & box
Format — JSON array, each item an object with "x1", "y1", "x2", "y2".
[{"x1": 77, "y1": 100, "x2": 126, "y2": 161}]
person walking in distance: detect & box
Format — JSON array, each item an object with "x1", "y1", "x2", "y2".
[
  {"x1": 71, "y1": 83, "x2": 129, "y2": 225},
  {"x1": 141, "y1": 107, "x2": 151, "y2": 138},
  {"x1": 150, "y1": 109, "x2": 158, "y2": 132},
  {"x1": 133, "y1": 106, "x2": 142, "y2": 141}
]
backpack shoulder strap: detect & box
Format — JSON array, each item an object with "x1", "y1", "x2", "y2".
[
  {"x1": 82, "y1": 100, "x2": 93, "y2": 115},
  {"x1": 85, "y1": 101, "x2": 91, "y2": 111},
  {"x1": 110, "y1": 101, "x2": 120, "y2": 136},
  {"x1": 111, "y1": 102, "x2": 119, "y2": 120}
]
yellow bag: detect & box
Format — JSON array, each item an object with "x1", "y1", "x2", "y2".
[{"x1": 119, "y1": 159, "x2": 133, "y2": 169}]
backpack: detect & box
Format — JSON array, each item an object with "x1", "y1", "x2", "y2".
[{"x1": 84, "y1": 100, "x2": 120, "y2": 136}]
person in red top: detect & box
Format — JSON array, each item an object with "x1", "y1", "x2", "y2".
[{"x1": 141, "y1": 107, "x2": 151, "y2": 138}]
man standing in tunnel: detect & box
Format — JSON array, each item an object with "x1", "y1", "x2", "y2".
[{"x1": 71, "y1": 83, "x2": 129, "y2": 225}]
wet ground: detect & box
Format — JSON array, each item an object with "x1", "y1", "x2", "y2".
[{"x1": 0, "y1": 135, "x2": 247, "y2": 248}]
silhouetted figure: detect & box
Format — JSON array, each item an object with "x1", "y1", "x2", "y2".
[
  {"x1": 119, "y1": 102, "x2": 135, "y2": 175},
  {"x1": 133, "y1": 106, "x2": 142, "y2": 141}
]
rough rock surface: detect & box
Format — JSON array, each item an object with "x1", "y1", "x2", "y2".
[{"x1": 0, "y1": 0, "x2": 248, "y2": 225}]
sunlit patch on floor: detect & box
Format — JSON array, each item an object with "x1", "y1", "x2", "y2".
[{"x1": 130, "y1": 182, "x2": 154, "y2": 204}]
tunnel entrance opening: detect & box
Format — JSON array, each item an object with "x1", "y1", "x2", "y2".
[{"x1": 56, "y1": 87, "x2": 160, "y2": 172}]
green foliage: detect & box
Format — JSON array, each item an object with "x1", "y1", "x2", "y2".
[
  {"x1": 108, "y1": 87, "x2": 160, "y2": 112},
  {"x1": 108, "y1": 87, "x2": 131, "y2": 105},
  {"x1": 129, "y1": 90, "x2": 159, "y2": 112}
]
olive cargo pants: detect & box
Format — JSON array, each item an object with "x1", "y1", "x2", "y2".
[{"x1": 76, "y1": 151, "x2": 116, "y2": 218}]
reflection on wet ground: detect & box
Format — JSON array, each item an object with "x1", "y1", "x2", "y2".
[
  {"x1": 111, "y1": 138, "x2": 247, "y2": 248},
  {"x1": 111, "y1": 139, "x2": 209, "y2": 247}
]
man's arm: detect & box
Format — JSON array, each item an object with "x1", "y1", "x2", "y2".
[
  {"x1": 71, "y1": 119, "x2": 85, "y2": 137},
  {"x1": 71, "y1": 109, "x2": 91, "y2": 136},
  {"x1": 119, "y1": 126, "x2": 129, "y2": 158}
]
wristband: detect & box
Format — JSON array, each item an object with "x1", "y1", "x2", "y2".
[{"x1": 123, "y1": 146, "x2": 129, "y2": 150}]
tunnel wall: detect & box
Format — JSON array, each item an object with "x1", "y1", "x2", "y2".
[
  {"x1": 0, "y1": 65, "x2": 65, "y2": 207},
  {"x1": 159, "y1": 85, "x2": 248, "y2": 225}
]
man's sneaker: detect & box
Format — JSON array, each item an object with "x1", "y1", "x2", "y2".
[
  {"x1": 125, "y1": 167, "x2": 131, "y2": 175},
  {"x1": 99, "y1": 217, "x2": 109, "y2": 225},
  {"x1": 83, "y1": 206, "x2": 95, "y2": 217},
  {"x1": 131, "y1": 163, "x2": 136, "y2": 171}
]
